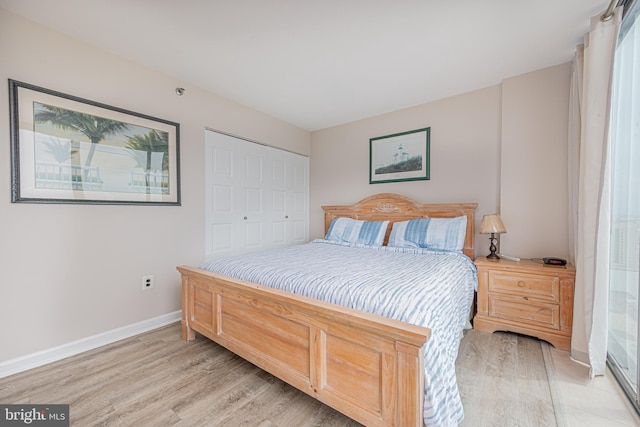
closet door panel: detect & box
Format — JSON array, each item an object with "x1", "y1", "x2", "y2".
[{"x1": 205, "y1": 130, "x2": 308, "y2": 260}]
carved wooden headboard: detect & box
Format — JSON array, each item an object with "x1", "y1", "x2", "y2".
[{"x1": 322, "y1": 193, "x2": 477, "y2": 259}]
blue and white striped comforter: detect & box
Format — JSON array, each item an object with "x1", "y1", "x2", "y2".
[{"x1": 200, "y1": 239, "x2": 478, "y2": 427}]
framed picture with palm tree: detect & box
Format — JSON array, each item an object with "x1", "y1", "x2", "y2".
[{"x1": 8, "y1": 79, "x2": 180, "y2": 205}]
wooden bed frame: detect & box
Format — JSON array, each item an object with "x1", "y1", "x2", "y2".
[{"x1": 177, "y1": 193, "x2": 477, "y2": 426}]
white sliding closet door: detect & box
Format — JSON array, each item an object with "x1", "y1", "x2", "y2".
[{"x1": 205, "y1": 130, "x2": 308, "y2": 260}]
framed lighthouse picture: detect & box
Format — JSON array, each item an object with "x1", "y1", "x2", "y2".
[{"x1": 369, "y1": 127, "x2": 430, "y2": 184}]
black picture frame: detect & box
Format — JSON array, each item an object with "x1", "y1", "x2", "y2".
[
  {"x1": 9, "y1": 79, "x2": 181, "y2": 205},
  {"x1": 369, "y1": 127, "x2": 430, "y2": 184}
]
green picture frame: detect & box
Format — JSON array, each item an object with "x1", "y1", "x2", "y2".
[{"x1": 369, "y1": 127, "x2": 430, "y2": 184}]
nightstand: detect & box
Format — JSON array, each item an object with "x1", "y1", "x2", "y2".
[{"x1": 473, "y1": 256, "x2": 576, "y2": 351}]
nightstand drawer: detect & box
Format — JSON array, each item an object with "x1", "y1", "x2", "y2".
[
  {"x1": 488, "y1": 271, "x2": 559, "y2": 302},
  {"x1": 488, "y1": 295, "x2": 560, "y2": 330}
]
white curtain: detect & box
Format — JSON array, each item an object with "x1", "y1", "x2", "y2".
[{"x1": 569, "y1": 7, "x2": 622, "y2": 377}]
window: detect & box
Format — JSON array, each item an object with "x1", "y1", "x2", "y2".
[{"x1": 607, "y1": 0, "x2": 640, "y2": 411}]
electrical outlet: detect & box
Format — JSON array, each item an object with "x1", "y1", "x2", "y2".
[{"x1": 142, "y1": 275, "x2": 154, "y2": 290}]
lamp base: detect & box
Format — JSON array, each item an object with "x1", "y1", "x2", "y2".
[{"x1": 487, "y1": 234, "x2": 500, "y2": 259}]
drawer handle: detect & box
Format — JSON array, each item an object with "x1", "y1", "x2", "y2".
[{"x1": 517, "y1": 281, "x2": 526, "y2": 287}]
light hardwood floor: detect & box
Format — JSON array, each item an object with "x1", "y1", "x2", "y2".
[
  {"x1": 546, "y1": 345, "x2": 639, "y2": 427},
  {"x1": 457, "y1": 329, "x2": 556, "y2": 426},
  {"x1": 1, "y1": 323, "x2": 638, "y2": 426}
]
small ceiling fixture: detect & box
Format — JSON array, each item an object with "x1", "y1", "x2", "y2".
[{"x1": 175, "y1": 87, "x2": 185, "y2": 96}]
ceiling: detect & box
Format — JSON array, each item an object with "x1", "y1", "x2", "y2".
[{"x1": 0, "y1": 0, "x2": 609, "y2": 131}]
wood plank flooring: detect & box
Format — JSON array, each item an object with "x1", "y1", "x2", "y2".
[
  {"x1": 457, "y1": 328, "x2": 556, "y2": 426},
  {"x1": 0, "y1": 323, "x2": 557, "y2": 426}
]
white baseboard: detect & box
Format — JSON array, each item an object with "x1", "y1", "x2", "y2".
[{"x1": 0, "y1": 310, "x2": 182, "y2": 379}]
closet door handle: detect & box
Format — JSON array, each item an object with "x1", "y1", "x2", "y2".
[{"x1": 243, "y1": 216, "x2": 248, "y2": 220}]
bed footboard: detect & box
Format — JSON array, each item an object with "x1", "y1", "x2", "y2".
[{"x1": 178, "y1": 265, "x2": 430, "y2": 427}]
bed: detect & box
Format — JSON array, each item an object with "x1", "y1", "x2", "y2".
[{"x1": 177, "y1": 193, "x2": 478, "y2": 426}]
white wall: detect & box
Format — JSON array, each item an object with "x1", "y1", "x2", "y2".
[
  {"x1": 310, "y1": 64, "x2": 572, "y2": 262},
  {"x1": 0, "y1": 8, "x2": 310, "y2": 364},
  {"x1": 310, "y1": 85, "x2": 503, "y2": 256},
  {"x1": 500, "y1": 63, "x2": 572, "y2": 259}
]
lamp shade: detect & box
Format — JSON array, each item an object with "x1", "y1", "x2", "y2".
[{"x1": 480, "y1": 214, "x2": 506, "y2": 234}]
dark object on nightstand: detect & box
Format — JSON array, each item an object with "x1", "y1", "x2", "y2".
[{"x1": 543, "y1": 257, "x2": 567, "y2": 266}]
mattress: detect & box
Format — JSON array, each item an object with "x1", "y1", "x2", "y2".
[{"x1": 200, "y1": 239, "x2": 478, "y2": 426}]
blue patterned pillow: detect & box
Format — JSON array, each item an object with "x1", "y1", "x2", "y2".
[
  {"x1": 325, "y1": 218, "x2": 390, "y2": 246},
  {"x1": 387, "y1": 216, "x2": 467, "y2": 251}
]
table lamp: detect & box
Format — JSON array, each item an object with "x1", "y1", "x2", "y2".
[{"x1": 480, "y1": 214, "x2": 506, "y2": 259}]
